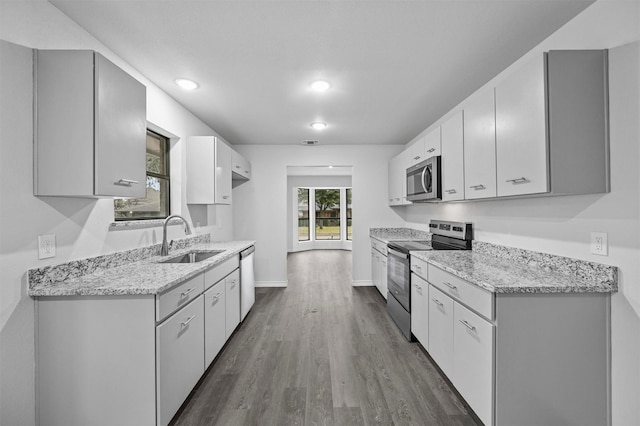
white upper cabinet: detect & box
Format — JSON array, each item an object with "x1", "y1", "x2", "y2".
[
  {"x1": 231, "y1": 150, "x2": 252, "y2": 181},
  {"x1": 186, "y1": 136, "x2": 232, "y2": 205},
  {"x1": 408, "y1": 135, "x2": 426, "y2": 166},
  {"x1": 34, "y1": 50, "x2": 146, "y2": 198},
  {"x1": 423, "y1": 127, "x2": 441, "y2": 158},
  {"x1": 441, "y1": 111, "x2": 465, "y2": 201},
  {"x1": 388, "y1": 149, "x2": 411, "y2": 206},
  {"x1": 463, "y1": 88, "x2": 497, "y2": 200},
  {"x1": 495, "y1": 50, "x2": 609, "y2": 197},
  {"x1": 495, "y1": 54, "x2": 548, "y2": 197}
]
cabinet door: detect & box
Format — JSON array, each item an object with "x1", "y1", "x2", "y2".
[
  {"x1": 215, "y1": 139, "x2": 232, "y2": 204},
  {"x1": 186, "y1": 136, "x2": 232, "y2": 205},
  {"x1": 411, "y1": 273, "x2": 429, "y2": 349},
  {"x1": 204, "y1": 280, "x2": 226, "y2": 367},
  {"x1": 94, "y1": 53, "x2": 146, "y2": 197},
  {"x1": 388, "y1": 154, "x2": 402, "y2": 205},
  {"x1": 231, "y1": 150, "x2": 251, "y2": 179},
  {"x1": 156, "y1": 296, "x2": 204, "y2": 426},
  {"x1": 424, "y1": 127, "x2": 441, "y2": 157},
  {"x1": 453, "y1": 303, "x2": 495, "y2": 426},
  {"x1": 441, "y1": 111, "x2": 465, "y2": 201},
  {"x1": 495, "y1": 54, "x2": 548, "y2": 197},
  {"x1": 225, "y1": 270, "x2": 241, "y2": 339},
  {"x1": 380, "y1": 256, "x2": 388, "y2": 300},
  {"x1": 428, "y1": 285, "x2": 454, "y2": 378},
  {"x1": 463, "y1": 89, "x2": 497, "y2": 199},
  {"x1": 409, "y1": 135, "x2": 426, "y2": 166},
  {"x1": 371, "y1": 250, "x2": 380, "y2": 293}
]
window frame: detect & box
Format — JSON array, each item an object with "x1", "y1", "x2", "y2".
[{"x1": 113, "y1": 129, "x2": 171, "y2": 221}]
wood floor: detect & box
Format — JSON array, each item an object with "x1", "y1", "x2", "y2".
[{"x1": 170, "y1": 250, "x2": 480, "y2": 426}]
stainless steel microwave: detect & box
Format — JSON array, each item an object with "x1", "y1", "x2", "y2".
[{"x1": 406, "y1": 156, "x2": 442, "y2": 202}]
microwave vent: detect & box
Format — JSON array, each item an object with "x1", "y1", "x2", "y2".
[{"x1": 301, "y1": 140, "x2": 319, "y2": 146}]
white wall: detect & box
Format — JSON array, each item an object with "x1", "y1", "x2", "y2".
[
  {"x1": 286, "y1": 175, "x2": 353, "y2": 252},
  {"x1": 233, "y1": 145, "x2": 404, "y2": 287},
  {"x1": 397, "y1": 2, "x2": 640, "y2": 424},
  {"x1": 0, "y1": 2, "x2": 233, "y2": 424}
]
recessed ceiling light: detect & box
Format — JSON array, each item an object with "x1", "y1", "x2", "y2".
[
  {"x1": 310, "y1": 122, "x2": 327, "y2": 130},
  {"x1": 310, "y1": 80, "x2": 331, "y2": 92},
  {"x1": 175, "y1": 78, "x2": 199, "y2": 90}
]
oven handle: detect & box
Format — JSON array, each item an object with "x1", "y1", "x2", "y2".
[{"x1": 388, "y1": 248, "x2": 409, "y2": 259}]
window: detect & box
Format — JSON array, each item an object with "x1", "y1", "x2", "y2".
[
  {"x1": 296, "y1": 187, "x2": 352, "y2": 242},
  {"x1": 346, "y1": 188, "x2": 352, "y2": 240},
  {"x1": 315, "y1": 189, "x2": 341, "y2": 240},
  {"x1": 114, "y1": 130, "x2": 170, "y2": 220},
  {"x1": 297, "y1": 188, "x2": 309, "y2": 241}
]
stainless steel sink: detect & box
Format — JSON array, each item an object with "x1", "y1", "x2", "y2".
[{"x1": 159, "y1": 250, "x2": 224, "y2": 264}]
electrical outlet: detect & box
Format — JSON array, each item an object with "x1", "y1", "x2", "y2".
[
  {"x1": 38, "y1": 234, "x2": 56, "y2": 259},
  {"x1": 591, "y1": 232, "x2": 608, "y2": 256}
]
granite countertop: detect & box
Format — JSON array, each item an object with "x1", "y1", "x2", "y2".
[
  {"x1": 370, "y1": 227, "x2": 430, "y2": 243},
  {"x1": 411, "y1": 248, "x2": 617, "y2": 294},
  {"x1": 29, "y1": 240, "x2": 255, "y2": 297}
]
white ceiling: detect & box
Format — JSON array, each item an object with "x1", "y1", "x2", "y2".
[{"x1": 50, "y1": 0, "x2": 594, "y2": 146}]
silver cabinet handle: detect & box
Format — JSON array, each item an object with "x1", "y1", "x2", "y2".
[
  {"x1": 235, "y1": 165, "x2": 241, "y2": 169},
  {"x1": 181, "y1": 315, "x2": 196, "y2": 328},
  {"x1": 506, "y1": 177, "x2": 528, "y2": 184},
  {"x1": 229, "y1": 281, "x2": 237, "y2": 289},
  {"x1": 459, "y1": 320, "x2": 476, "y2": 332},
  {"x1": 414, "y1": 265, "x2": 422, "y2": 272},
  {"x1": 445, "y1": 189, "x2": 457, "y2": 194},
  {"x1": 432, "y1": 298, "x2": 444, "y2": 307},
  {"x1": 223, "y1": 195, "x2": 230, "y2": 199},
  {"x1": 180, "y1": 288, "x2": 195, "y2": 297},
  {"x1": 469, "y1": 184, "x2": 486, "y2": 190},
  {"x1": 245, "y1": 170, "x2": 250, "y2": 174},
  {"x1": 444, "y1": 282, "x2": 457, "y2": 290},
  {"x1": 115, "y1": 178, "x2": 139, "y2": 186},
  {"x1": 427, "y1": 148, "x2": 435, "y2": 153},
  {"x1": 211, "y1": 292, "x2": 223, "y2": 302}
]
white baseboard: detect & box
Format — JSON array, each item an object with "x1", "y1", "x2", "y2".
[
  {"x1": 255, "y1": 281, "x2": 288, "y2": 288},
  {"x1": 352, "y1": 280, "x2": 374, "y2": 287}
]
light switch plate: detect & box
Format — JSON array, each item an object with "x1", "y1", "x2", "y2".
[
  {"x1": 38, "y1": 234, "x2": 56, "y2": 259},
  {"x1": 591, "y1": 232, "x2": 608, "y2": 256}
]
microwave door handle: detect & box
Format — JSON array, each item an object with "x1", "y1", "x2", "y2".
[{"x1": 421, "y1": 166, "x2": 429, "y2": 194}]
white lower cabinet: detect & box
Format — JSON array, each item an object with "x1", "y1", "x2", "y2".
[
  {"x1": 453, "y1": 302, "x2": 494, "y2": 426},
  {"x1": 36, "y1": 255, "x2": 244, "y2": 426},
  {"x1": 204, "y1": 280, "x2": 226, "y2": 367},
  {"x1": 427, "y1": 285, "x2": 454, "y2": 378},
  {"x1": 371, "y1": 239, "x2": 388, "y2": 299},
  {"x1": 225, "y1": 270, "x2": 241, "y2": 339},
  {"x1": 156, "y1": 296, "x2": 205, "y2": 426},
  {"x1": 410, "y1": 273, "x2": 429, "y2": 349}
]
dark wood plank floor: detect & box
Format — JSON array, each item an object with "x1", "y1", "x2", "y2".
[{"x1": 171, "y1": 250, "x2": 480, "y2": 426}]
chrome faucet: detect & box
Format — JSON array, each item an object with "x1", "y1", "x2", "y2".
[{"x1": 161, "y1": 215, "x2": 192, "y2": 256}]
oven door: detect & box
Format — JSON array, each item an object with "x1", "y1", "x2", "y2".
[{"x1": 387, "y1": 248, "x2": 410, "y2": 311}]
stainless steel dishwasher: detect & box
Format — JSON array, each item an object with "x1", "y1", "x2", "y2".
[{"x1": 240, "y1": 246, "x2": 255, "y2": 321}]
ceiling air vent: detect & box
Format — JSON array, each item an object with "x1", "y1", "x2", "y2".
[{"x1": 301, "y1": 140, "x2": 319, "y2": 146}]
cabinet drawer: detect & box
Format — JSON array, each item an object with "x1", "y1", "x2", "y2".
[
  {"x1": 410, "y1": 255, "x2": 428, "y2": 280},
  {"x1": 157, "y1": 273, "x2": 205, "y2": 322},
  {"x1": 204, "y1": 255, "x2": 239, "y2": 290},
  {"x1": 371, "y1": 238, "x2": 387, "y2": 255},
  {"x1": 428, "y1": 264, "x2": 494, "y2": 321}
]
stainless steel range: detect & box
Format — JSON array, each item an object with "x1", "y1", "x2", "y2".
[{"x1": 386, "y1": 220, "x2": 472, "y2": 341}]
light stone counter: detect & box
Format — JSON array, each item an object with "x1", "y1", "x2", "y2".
[
  {"x1": 369, "y1": 227, "x2": 430, "y2": 243},
  {"x1": 411, "y1": 241, "x2": 617, "y2": 294},
  {"x1": 28, "y1": 237, "x2": 255, "y2": 297}
]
